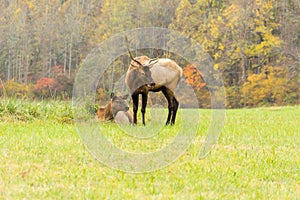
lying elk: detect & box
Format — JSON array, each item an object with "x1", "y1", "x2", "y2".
[
  {"x1": 96, "y1": 93, "x2": 133, "y2": 124},
  {"x1": 125, "y1": 39, "x2": 183, "y2": 125}
]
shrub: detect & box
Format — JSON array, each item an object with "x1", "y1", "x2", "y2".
[
  {"x1": 54, "y1": 75, "x2": 73, "y2": 99},
  {"x1": 33, "y1": 66, "x2": 73, "y2": 99},
  {"x1": 0, "y1": 80, "x2": 31, "y2": 98},
  {"x1": 34, "y1": 77, "x2": 56, "y2": 98},
  {"x1": 226, "y1": 86, "x2": 243, "y2": 108},
  {"x1": 241, "y1": 66, "x2": 289, "y2": 107}
]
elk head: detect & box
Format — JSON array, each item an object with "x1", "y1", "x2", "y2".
[
  {"x1": 125, "y1": 36, "x2": 159, "y2": 90},
  {"x1": 110, "y1": 93, "x2": 130, "y2": 117}
]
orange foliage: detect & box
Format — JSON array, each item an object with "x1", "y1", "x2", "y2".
[{"x1": 183, "y1": 64, "x2": 206, "y2": 91}]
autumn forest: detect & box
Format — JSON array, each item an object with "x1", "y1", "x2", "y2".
[{"x1": 0, "y1": 0, "x2": 299, "y2": 108}]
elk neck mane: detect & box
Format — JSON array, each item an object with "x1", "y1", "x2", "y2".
[{"x1": 155, "y1": 58, "x2": 183, "y2": 76}]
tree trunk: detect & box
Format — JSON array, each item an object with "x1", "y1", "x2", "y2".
[
  {"x1": 7, "y1": 48, "x2": 11, "y2": 80},
  {"x1": 64, "y1": 40, "x2": 67, "y2": 73},
  {"x1": 68, "y1": 34, "x2": 73, "y2": 79}
]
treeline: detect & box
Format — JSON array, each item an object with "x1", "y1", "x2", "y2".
[{"x1": 0, "y1": 0, "x2": 299, "y2": 107}]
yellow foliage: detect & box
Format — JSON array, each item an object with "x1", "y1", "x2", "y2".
[
  {"x1": 219, "y1": 43, "x2": 225, "y2": 51},
  {"x1": 210, "y1": 24, "x2": 220, "y2": 39},
  {"x1": 223, "y1": 4, "x2": 239, "y2": 27},
  {"x1": 223, "y1": 4, "x2": 240, "y2": 18},
  {"x1": 0, "y1": 80, "x2": 31, "y2": 98},
  {"x1": 24, "y1": 0, "x2": 35, "y2": 9},
  {"x1": 214, "y1": 63, "x2": 219, "y2": 70},
  {"x1": 15, "y1": 8, "x2": 21, "y2": 15},
  {"x1": 242, "y1": 66, "x2": 288, "y2": 107}
]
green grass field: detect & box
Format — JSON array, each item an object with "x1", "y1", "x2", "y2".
[{"x1": 0, "y1": 100, "x2": 299, "y2": 199}]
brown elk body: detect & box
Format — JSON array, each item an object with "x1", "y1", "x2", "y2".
[
  {"x1": 96, "y1": 93, "x2": 132, "y2": 124},
  {"x1": 96, "y1": 104, "x2": 113, "y2": 121},
  {"x1": 125, "y1": 55, "x2": 183, "y2": 125}
]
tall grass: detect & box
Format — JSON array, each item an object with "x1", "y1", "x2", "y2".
[{"x1": 0, "y1": 98, "x2": 74, "y2": 123}]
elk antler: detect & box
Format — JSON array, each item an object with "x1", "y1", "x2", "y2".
[
  {"x1": 149, "y1": 58, "x2": 159, "y2": 64},
  {"x1": 125, "y1": 36, "x2": 144, "y2": 67},
  {"x1": 147, "y1": 58, "x2": 159, "y2": 67},
  {"x1": 148, "y1": 48, "x2": 159, "y2": 65}
]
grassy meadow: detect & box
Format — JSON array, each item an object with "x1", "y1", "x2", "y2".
[{"x1": 0, "y1": 99, "x2": 299, "y2": 199}]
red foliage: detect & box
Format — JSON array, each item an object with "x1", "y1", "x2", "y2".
[
  {"x1": 34, "y1": 77, "x2": 56, "y2": 91},
  {"x1": 51, "y1": 65, "x2": 66, "y2": 78},
  {"x1": 33, "y1": 65, "x2": 73, "y2": 98},
  {"x1": 34, "y1": 77, "x2": 57, "y2": 97}
]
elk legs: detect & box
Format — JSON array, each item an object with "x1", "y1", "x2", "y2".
[
  {"x1": 171, "y1": 97, "x2": 179, "y2": 125},
  {"x1": 141, "y1": 92, "x2": 148, "y2": 125},
  {"x1": 161, "y1": 86, "x2": 179, "y2": 125},
  {"x1": 131, "y1": 90, "x2": 149, "y2": 126},
  {"x1": 131, "y1": 85, "x2": 179, "y2": 126},
  {"x1": 132, "y1": 94, "x2": 139, "y2": 125}
]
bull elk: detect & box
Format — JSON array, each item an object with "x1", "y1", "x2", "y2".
[
  {"x1": 96, "y1": 93, "x2": 133, "y2": 124},
  {"x1": 125, "y1": 37, "x2": 182, "y2": 125}
]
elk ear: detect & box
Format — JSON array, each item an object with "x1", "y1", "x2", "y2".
[
  {"x1": 110, "y1": 93, "x2": 115, "y2": 99},
  {"x1": 121, "y1": 94, "x2": 129, "y2": 99}
]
